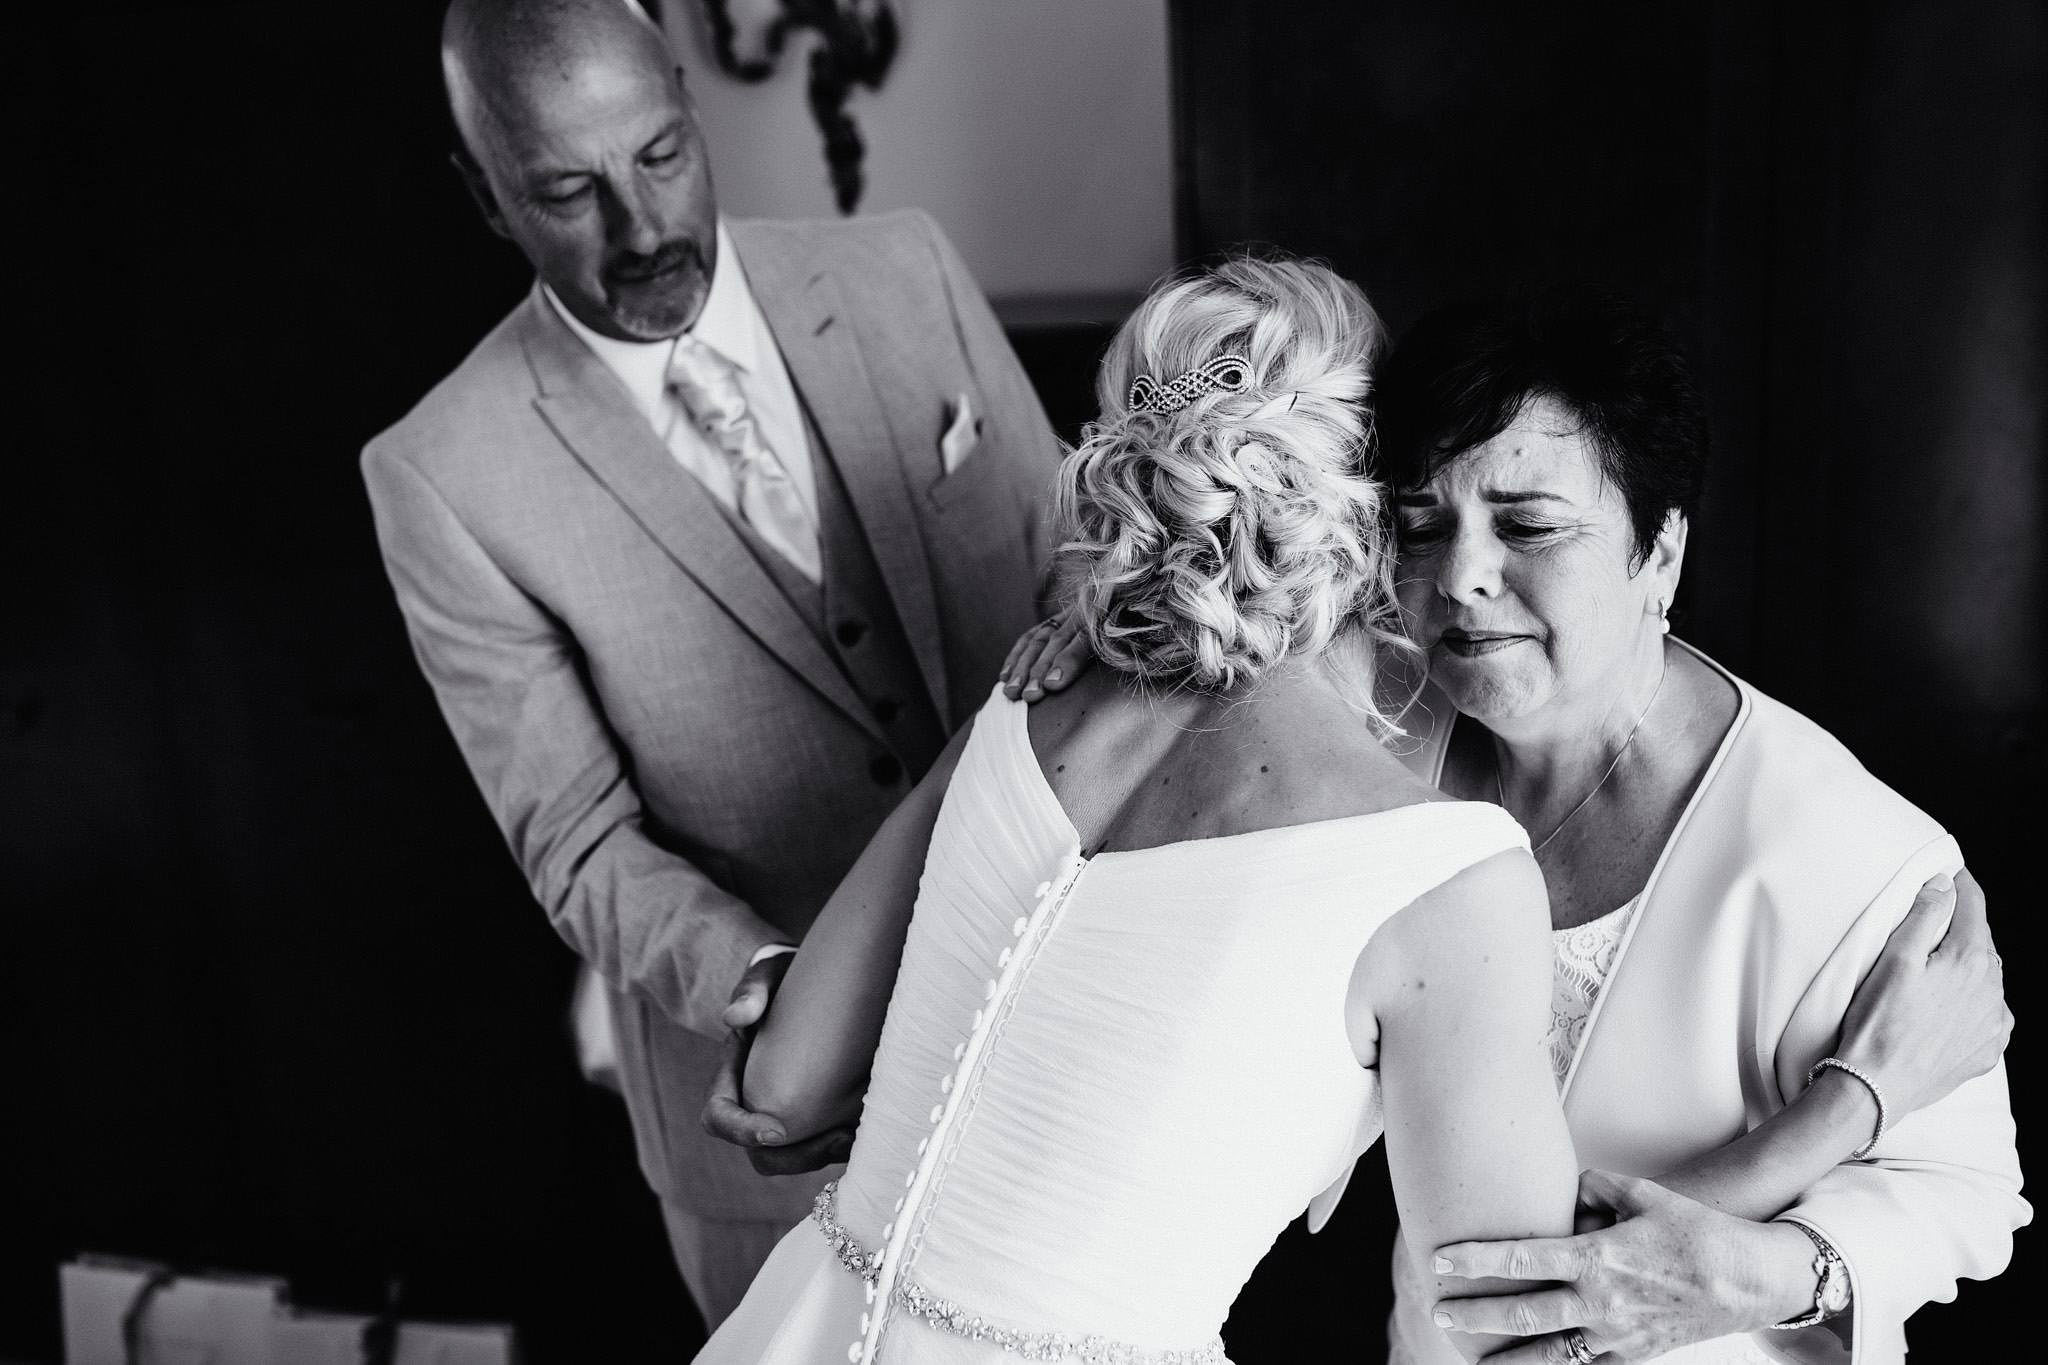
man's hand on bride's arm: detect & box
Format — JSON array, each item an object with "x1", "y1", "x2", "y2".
[
  {"x1": 1429, "y1": 1171, "x2": 1818, "y2": 1363},
  {"x1": 1000, "y1": 609, "x2": 1091, "y2": 702},
  {"x1": 699, "y1": 952, "x2": 856, "y2": 1175}
]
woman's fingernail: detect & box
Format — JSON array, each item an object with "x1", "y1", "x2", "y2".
[
  {"x1": 1433, "y1": 1311, "x2": 1454, "y2": 1329},
  {"x1": 1023, "y1": 686, "x2": 1040, "y2": 700},
  {"x1": 1432, "y1": 1256, "x2": 1454, "y2": 1274},
  {"x1": 759, "y1": 1127, "x2": 785, "y2": 1145},
  {"x1": 1046, "y1": 669, "x2": 1062, "y2": 684}
]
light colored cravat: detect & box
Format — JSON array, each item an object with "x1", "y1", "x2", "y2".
[{"x1": 667, "y1": 333, "x2": 822, "y2": 583}]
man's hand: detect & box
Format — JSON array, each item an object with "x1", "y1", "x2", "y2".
[
  {"x1": 1000, "y1": 610, "x2": 1091, "y2": 702},
  {"x1": 700, "y1": 952, "x2": 856, "y2": 1175},
  {"x1": 1836, "y1": 868, "x2": 2012, "y2": 1118},
  {"x1": 1430, "y1": 1170, "x2": 1817, "y2": 1362}
]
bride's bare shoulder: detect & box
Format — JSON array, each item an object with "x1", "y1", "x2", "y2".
[
  {"x1": 1236, "y1": 695, "x2": 1454, "y2": 823},
  {"x1": 1022, "y1": 669, "x2": 1455, "y2": 848}
]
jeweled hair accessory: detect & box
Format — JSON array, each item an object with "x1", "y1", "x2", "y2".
[{"x1": 1128, "y1": 354, "x2": 1254, "y2": 415}]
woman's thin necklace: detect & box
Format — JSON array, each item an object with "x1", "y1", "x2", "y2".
[{"x1": 1497, "y1": 659, "x2": 1668, "y2": 856}]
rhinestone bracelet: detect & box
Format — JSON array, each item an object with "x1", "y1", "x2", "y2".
[{"x1": 1808, "y1": 1056, "x2": 1886, "y2": 1159}]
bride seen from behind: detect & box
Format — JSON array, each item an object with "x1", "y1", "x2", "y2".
[{"x1": 696, "y1": 256, "x2": 1580, "y2": 1363}]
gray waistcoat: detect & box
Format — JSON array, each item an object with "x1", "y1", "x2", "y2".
[{"x1": 715, "y1": 408, "x2": 948, "y2": 785}]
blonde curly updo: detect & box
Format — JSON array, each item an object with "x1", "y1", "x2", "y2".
[{"x1": 1055, "y1": 255, "x2": 1406, "y2": 704}]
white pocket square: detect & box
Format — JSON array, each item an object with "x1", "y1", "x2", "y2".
[{"x1": 940, "y1": 390, "x2": 982, "y2": 475}]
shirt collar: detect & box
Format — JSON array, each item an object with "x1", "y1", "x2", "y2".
[
  {"x1": 542, "y1": 220, "x2": 759, "y2": 430},
  {"x1": 692, "y1": 220, "x2": 759, "y2": 376}
]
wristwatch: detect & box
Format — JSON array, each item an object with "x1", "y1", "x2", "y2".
[{"x1": 1767, "y1": 1221, "x2": 1852, "y2": 1329}]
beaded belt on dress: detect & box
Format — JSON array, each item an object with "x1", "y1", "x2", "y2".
[{"x1": 813, "y1": 1181, "x2": 1228, "y2": 1365}]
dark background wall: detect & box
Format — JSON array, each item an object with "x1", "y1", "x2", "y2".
[
  {"x1": 1180, "y1": 1, "x2": 2044, "y2": 1357},
  {"x1": 3, "y1": 2, "x2": 2038, "y2": 1361},
  {"x1": 4, "y1": 3, "x2": 701, "y2": 1358}
]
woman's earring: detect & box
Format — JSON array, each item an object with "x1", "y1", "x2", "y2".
[{"x1": 1656, "y1": 599, "x2": 1672, "y2": 635}]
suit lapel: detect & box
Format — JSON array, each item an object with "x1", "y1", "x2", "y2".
[
  {"x1": 741, "y1": 231, "x2": 951, "y2": 720},
  {"x1": 514, "y1": 289, "x2": 885, "y2": 743}
]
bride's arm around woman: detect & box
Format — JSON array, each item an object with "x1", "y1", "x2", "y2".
[{"x1": 1366, "y1": 838, "x2": 1582, "y2": 1356}]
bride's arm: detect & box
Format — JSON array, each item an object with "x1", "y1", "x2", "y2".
[
  {"x1": 1362, "y1": 847, "x2": 1580, "y2": 1364},
  {"x1": 739, "y1": 722, "x2": 975, "y2": 1141}
]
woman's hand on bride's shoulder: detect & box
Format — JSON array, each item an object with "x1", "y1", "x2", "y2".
[
  {"x1": 1836, "y1": 868, "x2": 2012, "y2": 1119},
  {"x1": 1000, "y1": 609, "x2": 1093, "y2": 702}
]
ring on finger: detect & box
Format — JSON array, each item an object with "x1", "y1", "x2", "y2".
[{"x1": 1562, "y1": 1328, "x2": 1598, "y2": 1365}]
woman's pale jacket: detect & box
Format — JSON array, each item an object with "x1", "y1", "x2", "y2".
[{"x1": 1371, "y1": 645, "x2": 2027, "y2": 1364}]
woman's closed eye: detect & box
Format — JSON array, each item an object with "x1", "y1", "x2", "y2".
[
  {"x1": 1397, "y1": 515, "x2": 1569, "y2": 549},
  {"x1": 1495, "y1": 515, "x2": 1571, "y2": 545},
  {"x1": 1397, "y1": 516, "x2": 1449, "y2": 549}
]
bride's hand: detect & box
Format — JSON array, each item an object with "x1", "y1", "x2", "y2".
[
  {"x1": 1000, "y1": 610, "x2": 1092, "y2": 702},
  {"x1": 1835, "y1": 868, "x2": 2012, "y2": 1120}
]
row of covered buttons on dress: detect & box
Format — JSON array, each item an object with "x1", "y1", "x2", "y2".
[{"x1": 849, "y1": 852, "x2": 1087, "y2": 1364}]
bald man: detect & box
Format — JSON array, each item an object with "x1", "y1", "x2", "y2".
[{"x1": 362, "y1": 0, "x2": 1056, "y2": 1326}]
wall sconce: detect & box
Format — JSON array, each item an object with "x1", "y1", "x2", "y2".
[{"x1": 695, "y1": 0, "x2": 900, "y2": 214}]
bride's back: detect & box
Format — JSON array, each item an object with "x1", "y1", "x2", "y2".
[{"x1": 817, "y1": 686, "x2": 1552, "y2": 1362}]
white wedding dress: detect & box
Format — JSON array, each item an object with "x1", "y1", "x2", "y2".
[{"x1": 698, "y1": 688, "x2": 1527, "y2": 1363}]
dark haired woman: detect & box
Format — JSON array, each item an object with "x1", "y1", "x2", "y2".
[{"x1": 1005, "y1": 293, "x2": 2022, "y2": 1364}]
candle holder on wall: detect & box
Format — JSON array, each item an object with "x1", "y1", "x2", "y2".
[{"x1": 696, "y1": 0, "x2": 900, "y2": 214}]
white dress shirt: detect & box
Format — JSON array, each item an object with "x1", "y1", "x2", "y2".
[{"x1": 544, "y1": 221, "x2": 821, "y2": 575}]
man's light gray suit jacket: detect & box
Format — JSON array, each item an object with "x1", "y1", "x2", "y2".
[{"x1": 362, "y1": 210, "x2": 1058, "y2": 1221}]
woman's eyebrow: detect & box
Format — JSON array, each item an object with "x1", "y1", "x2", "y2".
[{"x1": 1482, "y1": 489, "x2": 1571, "y2": 505}]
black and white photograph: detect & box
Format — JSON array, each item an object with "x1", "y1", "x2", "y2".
[{"x1": 5, "y1": 1, "x2": 2039, "y2": 1361}]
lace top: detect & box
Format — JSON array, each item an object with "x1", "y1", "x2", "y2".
[{"x1": 1548, "y1": 899, "x2": 1638, "y2": 1084}]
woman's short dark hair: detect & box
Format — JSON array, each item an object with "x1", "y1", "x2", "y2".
[{"x1": 1374, "y1": 290, "x2": 1709, "y2": 566}]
